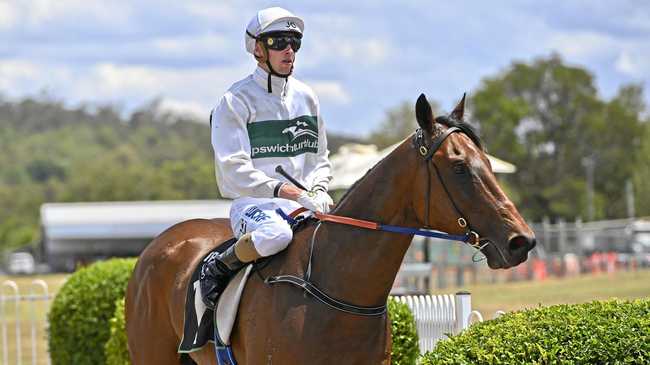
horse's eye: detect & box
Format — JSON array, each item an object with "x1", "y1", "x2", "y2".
[{"x1": 453, "y1": 162, "x2": 467, "y2": 174}]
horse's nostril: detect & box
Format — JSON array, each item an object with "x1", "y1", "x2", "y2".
[{"x1": 508, "y1": 235, "x2": 534, "y2": 251}]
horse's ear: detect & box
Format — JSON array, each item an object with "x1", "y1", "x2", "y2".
[
  {"x1": 416, "y1": 93, "x2": 435, "y2": 134},
  {"x1": 450, "y1": 93, "x2": 466, "y2": 121}
]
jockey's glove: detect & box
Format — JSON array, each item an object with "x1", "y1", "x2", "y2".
[{"x1": 297, "y1": 189, "x2": 333, "y2": 213}]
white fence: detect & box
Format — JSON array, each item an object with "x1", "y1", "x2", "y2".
[
  {"x1": 395, "y1": 292, "x2": 502, "y2": 353},
  {"x1": 0, "y1": 280, "x2": 52, "y2": 365},
  {"x1": 1, "y1": 280, "x2": 497, "y2": 363}
]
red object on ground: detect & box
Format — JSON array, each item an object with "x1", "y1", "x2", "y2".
[{"x1": 532, "y1": 259, "x2": 547, "y2": 281}]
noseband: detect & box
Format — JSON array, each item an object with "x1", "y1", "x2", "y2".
[{"x1": 413, "y1": 126, "x2": 487, "y2": 257}]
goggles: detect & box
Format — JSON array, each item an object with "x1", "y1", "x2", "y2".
[{"x1": 262, "y1": 33, "x2": 302, "y2": 52}]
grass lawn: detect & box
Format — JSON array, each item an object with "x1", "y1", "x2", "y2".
[{"x1": 444, "y1": 269, "x2": 650, "y2": 317}]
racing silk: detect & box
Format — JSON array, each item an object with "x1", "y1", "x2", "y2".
[{"x1": 211, "y1": 66, "x2": 332, "y2": 199}]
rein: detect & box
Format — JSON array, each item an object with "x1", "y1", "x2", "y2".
[
  {"x1": 278, "y1": 208, "x2": 476, "y2": 243},
  {"x1": 264, "y1": 126, "x2": 488, "y2": 317}
]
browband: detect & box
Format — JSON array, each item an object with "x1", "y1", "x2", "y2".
[{"x1": 413, "y1": 126, "x2": 462, "y2": 161}]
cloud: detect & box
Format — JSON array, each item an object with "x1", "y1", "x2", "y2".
[
  {"x1": 306, "y1": 80, "x2": 351, "y2": 105},
  {"x1": 6, "y1": 35, "x2": 237, "y2": 70},
  {"x1": 182, "y1": 1, "x2": 241, "y2": 25},
  {"x1": 0, "y1": 59, "x2": 39, "y2": 81},
  {"x1": 0, "y1": 58, "x2": 253, "y2": 115},
  {"x1": 301, "y1": 36, "x2": 387, "y2": 69},
  {"x1": 0, "y1": 59, "x2": 70, "y2": 93},
  {"x1": 615, "y1": 50, "x2": 650, "y2": 77},
  {"x1": 4, "y1": 0, "x2": 133, "y2": 30},
  {"x1": 615, "y1": 52, "x2": 636, "y2": 75},
  {"x1": 76, "y1": 62, "x2": 254, "y2": 110},
  {"x1": 546, "y1": 31, "x2": 616, "y2": 59},
  {"x1": 0, "y1": 1, "x2": 17, "y2": 29},
  {"x1": 157, "y1": 98, "x2": 207, "y2": 121},
  {"x1": 545, "y1": 30, "x2": 650, "y2": 79},
  {"x1": 151, "y1": 33, "x2": 230, "y2": 57}
]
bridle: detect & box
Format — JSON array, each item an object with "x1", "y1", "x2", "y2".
[{"x1": 413, "y1": 126, "x2": 488, "y2": 256}]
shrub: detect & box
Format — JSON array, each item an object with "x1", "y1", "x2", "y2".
[
  {"x1": 421, "y1": 299, "x2": 650, "y2": 364},
  {"x1": 105, "y1": 298, "x2": 130, "y2": 365},
  {"x1": 389, "y1": 297, "x2": 420, "y2": 365},
  {"x1": 48, "y1": 258, "x2": 137, "y2": 365}
]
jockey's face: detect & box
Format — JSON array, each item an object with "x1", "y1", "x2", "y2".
[
  {"x1": 254, "y1": 33, "x2": 298, "y2": 76},
  {"x1": 267, "y1": 45, "x2": 295, "y2": 75}
]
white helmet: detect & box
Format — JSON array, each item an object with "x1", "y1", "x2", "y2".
[{"x1": 245, "y1": 7, "x2": 304, "y2": 55}]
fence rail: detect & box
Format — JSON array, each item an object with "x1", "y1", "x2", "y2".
[
  {"x1": 1, "y1": 280, "x2": 52, "y2": 365},
  {"x1": 395, "y1": 292, "x2": 500, "y2": 353}
]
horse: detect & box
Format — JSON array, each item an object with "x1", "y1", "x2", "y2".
[{"x1": 125, "y1": 93, "x2": 536, "y2": 365}]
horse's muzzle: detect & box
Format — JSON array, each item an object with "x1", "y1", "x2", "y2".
[{"x1": 508, "y1": 235, "x2": 537, "y2": 255}]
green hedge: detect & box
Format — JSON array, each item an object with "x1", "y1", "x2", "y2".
[
  {"x1": 389, "y1": 297, "x2": 420, "y2": 365},
  {"x1": 48, "y1": 258, "x2": 137, "y2": 365},
  {"x1": 422, "y1": 299, "x2": 650, "y2": 364},
  {"x1": 105, "y1": 298, "x2": 130, "y2": 365}
]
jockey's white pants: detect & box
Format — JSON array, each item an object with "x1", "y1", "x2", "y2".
[{"x1": 229, "y1": 197, "x2": 303, "y2": 257}]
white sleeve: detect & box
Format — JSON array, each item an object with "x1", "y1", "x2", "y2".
[
  {"x1": 307, "y1": 102, "x2": 332, "y2": 192},
  {"x1": 211, "y1": 94, "x2": 283, "y2": 198}
]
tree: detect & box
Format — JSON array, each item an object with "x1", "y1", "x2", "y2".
[
  {"x1": 633, "y1": 120, "x2": 650, "y2": 216},
  {"x1": 471, "y1": 55, "x2": 646, "y2": 221}
]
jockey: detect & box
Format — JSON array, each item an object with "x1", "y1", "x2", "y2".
[{"x1": 201, "y1": 7, "x2": 333, "y2": 309}]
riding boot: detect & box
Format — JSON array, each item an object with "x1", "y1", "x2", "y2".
[{"x1": 200, "y1": 237, "x2": 248, "y2": 309}]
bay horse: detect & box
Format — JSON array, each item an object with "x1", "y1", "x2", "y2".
[{"x1": 125, "y1": 94, "x2": 536, "y2": 364}]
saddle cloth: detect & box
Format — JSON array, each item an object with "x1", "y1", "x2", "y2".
[{"x1": 178, "y1": 238, "x2": 253, "y2": 353}]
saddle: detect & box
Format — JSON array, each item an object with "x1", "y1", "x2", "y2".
[{"x1": 178, "y1": 213, "x2": 315, "y2": 364}]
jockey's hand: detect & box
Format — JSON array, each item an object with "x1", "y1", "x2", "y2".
[
  {"x1": 297, "y1": 190, "x2": 332, "y2": 213},
  {"x1": 313, "y1": 189, "x2": 334, "y2": 212}
]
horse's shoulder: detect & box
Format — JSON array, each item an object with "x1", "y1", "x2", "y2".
[
  {"x1": 137, "y1": 218, "x2": 232, "y2": 269},
  {"x1": 255, "y1": 222, "x2": 317, "y2": 276}
]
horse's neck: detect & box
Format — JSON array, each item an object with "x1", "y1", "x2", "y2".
[{"x1": 310, "y1": 142, "x2": 419, "y2": 307}]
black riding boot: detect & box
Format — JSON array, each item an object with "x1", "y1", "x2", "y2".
[{"x1": 199, "y1": 244, "x2": 245, "y2": 309}]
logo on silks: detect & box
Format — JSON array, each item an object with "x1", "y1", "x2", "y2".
[
  {"x1": 248, "y1": 115, "x2": 319, "y2": 158},
  {"x1": 282, "y1": 121, "x2": 318, "y2": 141}
]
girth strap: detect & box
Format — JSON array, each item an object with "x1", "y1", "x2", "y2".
[{"x1": 264, "y1": 275, "x2": 387, "y2": 316}]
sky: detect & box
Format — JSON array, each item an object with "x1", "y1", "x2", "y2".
[{"x1": 1, "y1": 0, "x2": 649, "y2": 137}]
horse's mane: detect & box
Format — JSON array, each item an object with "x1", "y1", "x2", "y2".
[
  {"x1": 434, "y1": 115, "x2": 484, "y2": 151},
  {"x1": 333, "y1": 115, "x2": 484, "y2": 209}
]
